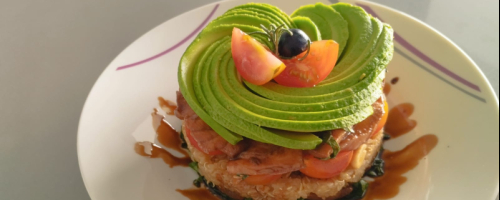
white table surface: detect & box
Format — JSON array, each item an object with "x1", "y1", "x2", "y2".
[{"x1": 0, "y1": 0, "x2": 498, "y2": 199}]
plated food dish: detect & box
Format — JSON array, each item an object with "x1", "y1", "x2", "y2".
[
  {"x1": 77, "y1": 0, "x2": 499, "y2": 199},
  {"x1": 173, "y1": 2, "x2": 394, "y2": 199}
]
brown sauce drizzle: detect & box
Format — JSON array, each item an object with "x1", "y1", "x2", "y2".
[
  {"x1": 383, "y1": 83, "x2": 391, "y2": 95},
  {"x1": 364, "y1": 102, "x2": 439, "y2": 200},
  {"x1": 391, "y1": 77, "x2": 400, "y2": 85},
  {"x1": 385, "y1": 103, "x2": 418, "y2": 139},
  {"x1": 134, "y1": 142, "x2": 191, "y2": 168},
  {"x1": 134, "y1": 109, "x2": 191, "y2": 168},
  {"x1": 135, "y1": 98, "x2": 218, "y2": 199},
  {"x1": 176, "y1": 189, "x2": 220, "y2": 200},
  {"x1": 364, "y1": 135, "x2": 438, "y2": 200},
  {"x1": 158, "y1": 97, "x2": 177, "y2": 116},
  {"x1": 135, "y1": 96, "x2": 439, "y2": 200}
]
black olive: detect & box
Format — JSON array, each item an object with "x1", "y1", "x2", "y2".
[{"x1": 278, "y1": 29, "x2": 310, "y2": 58}]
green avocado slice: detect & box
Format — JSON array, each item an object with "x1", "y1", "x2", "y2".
[
  {"x1": 179, "y1": 38, "x2": 243, "y2": 145},
  {"x1": 291, "y1": 3, "x2": 349, "y2": 56},
  {"x1": 225, "y1": 8, "x2": 289, "y2": 29},
  {"x1": 208, "y1": 13, "x2": 274, "y2": 29},
  {"x1": 292, "y1": 16, "x2": 322, "y2": 41},
  {"x1": 228, "y1": 3, "x2": 295, "y2": 28}
]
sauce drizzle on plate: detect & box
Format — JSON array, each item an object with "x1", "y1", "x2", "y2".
[
  {"x1": 385, "y1": 104, "x2": 418, "y2": 139},
  {"x1": 135, "y1": 96, "x2": 439, "y2": 200},
  {"x1": 364, "y1": 101, "x2": 439, "y2": 200},
  {"x1": 135, "y1": 98, "x2": 219, "y2": 199},
  {"x1": 135, "y1": 109, "x2": 191, "y2": 168},
  {"x1": 383, "y1": 83, "x2": 391, "y2": 95},
  {"x1": 176, "y1": 189, "x2": 220, "y2": 200},
  {"x1": 364, "y1": 134, "x2": 438, "y2": 200},
  {"x1": 158, "y1": 97, "x2": 178, "y2": 116}
]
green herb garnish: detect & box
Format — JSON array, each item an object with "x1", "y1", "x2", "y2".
[
  {"x1": 383, "y1": 132, "x2": 392, "y2": 141},
  {"x1": 319, "y1": 132, "x2": 341, "y2": 160},
  {"x1": 249, "y1": 24, "x2": 311, "y2": 60},
  {"x1": 365, "y1": 146, "x2": 385, "y2": 178},
  {"x1": 180, "y1": 130, "x2": 188, "y2": 149},
  {"x1": 189, "y1": 162, "x2": 199, "y2": 173},
  {"x1": 338, "y1": 180, "x2": 369, "y2": 200},
  {"x1": 237, "y1": 174, "x2": 249, "y2": 180}
]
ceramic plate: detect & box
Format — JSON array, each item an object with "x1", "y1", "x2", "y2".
[{"x1": 77, "y1": 0, "x2": 499, "y2": 199}]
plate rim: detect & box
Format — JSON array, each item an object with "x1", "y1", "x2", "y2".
[
  {"x1": 77, "y1": 0, "x2": 500, "y2": 198},
  {"x1": 356, "y1": 0, "x2": 499, "y2": 106}
]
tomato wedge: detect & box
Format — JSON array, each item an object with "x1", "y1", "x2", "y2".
[
  {"x1": 274, "y1": 40, "x2": 339, "y2": 87},
  {"x1": 185, "y1": 127, "x2": 224, "y2": 156},
  {"x1": 244, "y1": 174, "x2": 282, "y2": 185},
  {"x1": 372, "y1": 98, "x2": 389, "y2": 138},
  {"x1": 231, "y1": 28, "x2": 286, "y2": 85},
  {"x1": 300, "y1": 151, "x2": 354, "y2": 179}
]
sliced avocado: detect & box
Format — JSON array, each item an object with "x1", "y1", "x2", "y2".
[
  {"x1": 291, "y1": 3, "x2": 349, "y2": 56},
  {"x1": 328, "y1": 3, "x2": 379, "y2": 78},
  {"x1": 244, "y1": 24, "x2": 392, "y2": 102},
  {"x1": 226, "y1": 8, "x2": 288, "y2": 29},
  {"x1": 228, "y1": 3, "x2": 295, "y2": 29},
  {"x1": 248, "y1": 6, "x2": 385, "y2": 98},
  {"x1": 292, "y1": 16, "x2": 322, "y2": 41},
  {"x1": 196, "y1": 38, "x2": 322, "y2": 148},
  {"x1": 208, "y1": 13, "x2": 273, "y2": 29},
  {"x1": 179, "y1": 37, "x2": 243, "y2": 145},
  {"x1": 179, "y1": 4, "x2": 323, "y2": 149},
  {"x1": 178, "y1": 3, "x2": 394, "y2": 148}
]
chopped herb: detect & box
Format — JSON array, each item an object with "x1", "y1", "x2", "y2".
[
  {"x1": 338, "y1": 180, "x2": 369, "y2": 200},
  {"x1": 365, "y1": 146, "x2": 385, "y2": 178},
  {"x1": 193, "y1": 176, "x2": 203, "y2": 188},
  {"x1": 189, "y1": 162, "x2": 199, "y2": 173},
  {"x1": 297, "y1": 198, "x2": 307, "y2": 200},
  {"x1": 180, "y1": 130, "x2": 188, "y2": 149},
  {"x1": 383, "y1": 132, "x2": 392, "y2": 141},
  {"x1": 237, "y1": 174, "x2": 249, "y2": 180},
  {"x1": 319, "y1": 132, "x2": 340, "y2": 160},
  {"x1": 201, "y1": 177, "x2": 237, "y2": 200},
  {"x1": 189, "y1": 169, "x2": 253, "y2": 200}
]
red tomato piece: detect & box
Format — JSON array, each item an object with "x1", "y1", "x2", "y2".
[
  {"x1": 231, "y1": 28, "x2": 286, "y2": 85},
  {"x1": 244, "y1": 174, "x2": 283, "y2": 186},
  {"x1": 300, "y1": 151, "x2": 354, "y2": 179},
  {"x1": 185, "y1": 127, "x2": 224, "y2": 156},
  {"x1": 274, "y1": 40, "x2": 339, "y2": 87}
]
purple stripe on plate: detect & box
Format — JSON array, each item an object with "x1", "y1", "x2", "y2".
[
  {"x1": 357, "y1": 3, "x2": 482, "y2": 92},
  {"x1": 116, "y1": 4, "x2": 220, "y2": 71}
]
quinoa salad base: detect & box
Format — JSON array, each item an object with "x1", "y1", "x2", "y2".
[{"x1": 183, "y1": 123, "x2": 384, "y2": 200}]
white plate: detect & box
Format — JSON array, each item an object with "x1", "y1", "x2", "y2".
[{"x1": 77, "y1": 0, "x2": 499, "y2": 199}]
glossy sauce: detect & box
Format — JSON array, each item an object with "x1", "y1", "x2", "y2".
[
  {"x1": 135, "y1": 109, "x2": 191, "y2": 168},
  {"x1": 137, "y1": 97, "x2": 439, "y2": 200},
  {"x1": 136, "y1": 98, "x2": 219, "y2": 199},
  {"x1": 363, "y1": 102, "x2": 439, "y2": 200},
  {"x1": 385, "y1": 103, "x2": 418, "y2": 139},
  {"x1": 134, "y1": 142, "x2": 191, "y2": 168},
  {"x1": 158, "y1": 97, "x2": 178, "y2": 116},
  {"x1": 363, "y1": 135, "x2": 438, "y2": 200},
  {"x1": 383, "y1": 83, "x2": 391, "y2": 95},
  {"x1": 176, "y1": 189, "x2": 220, "y2": 200},
  {"x1": 391, "y1": 77, "x2": 400, "y2": 85}
]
